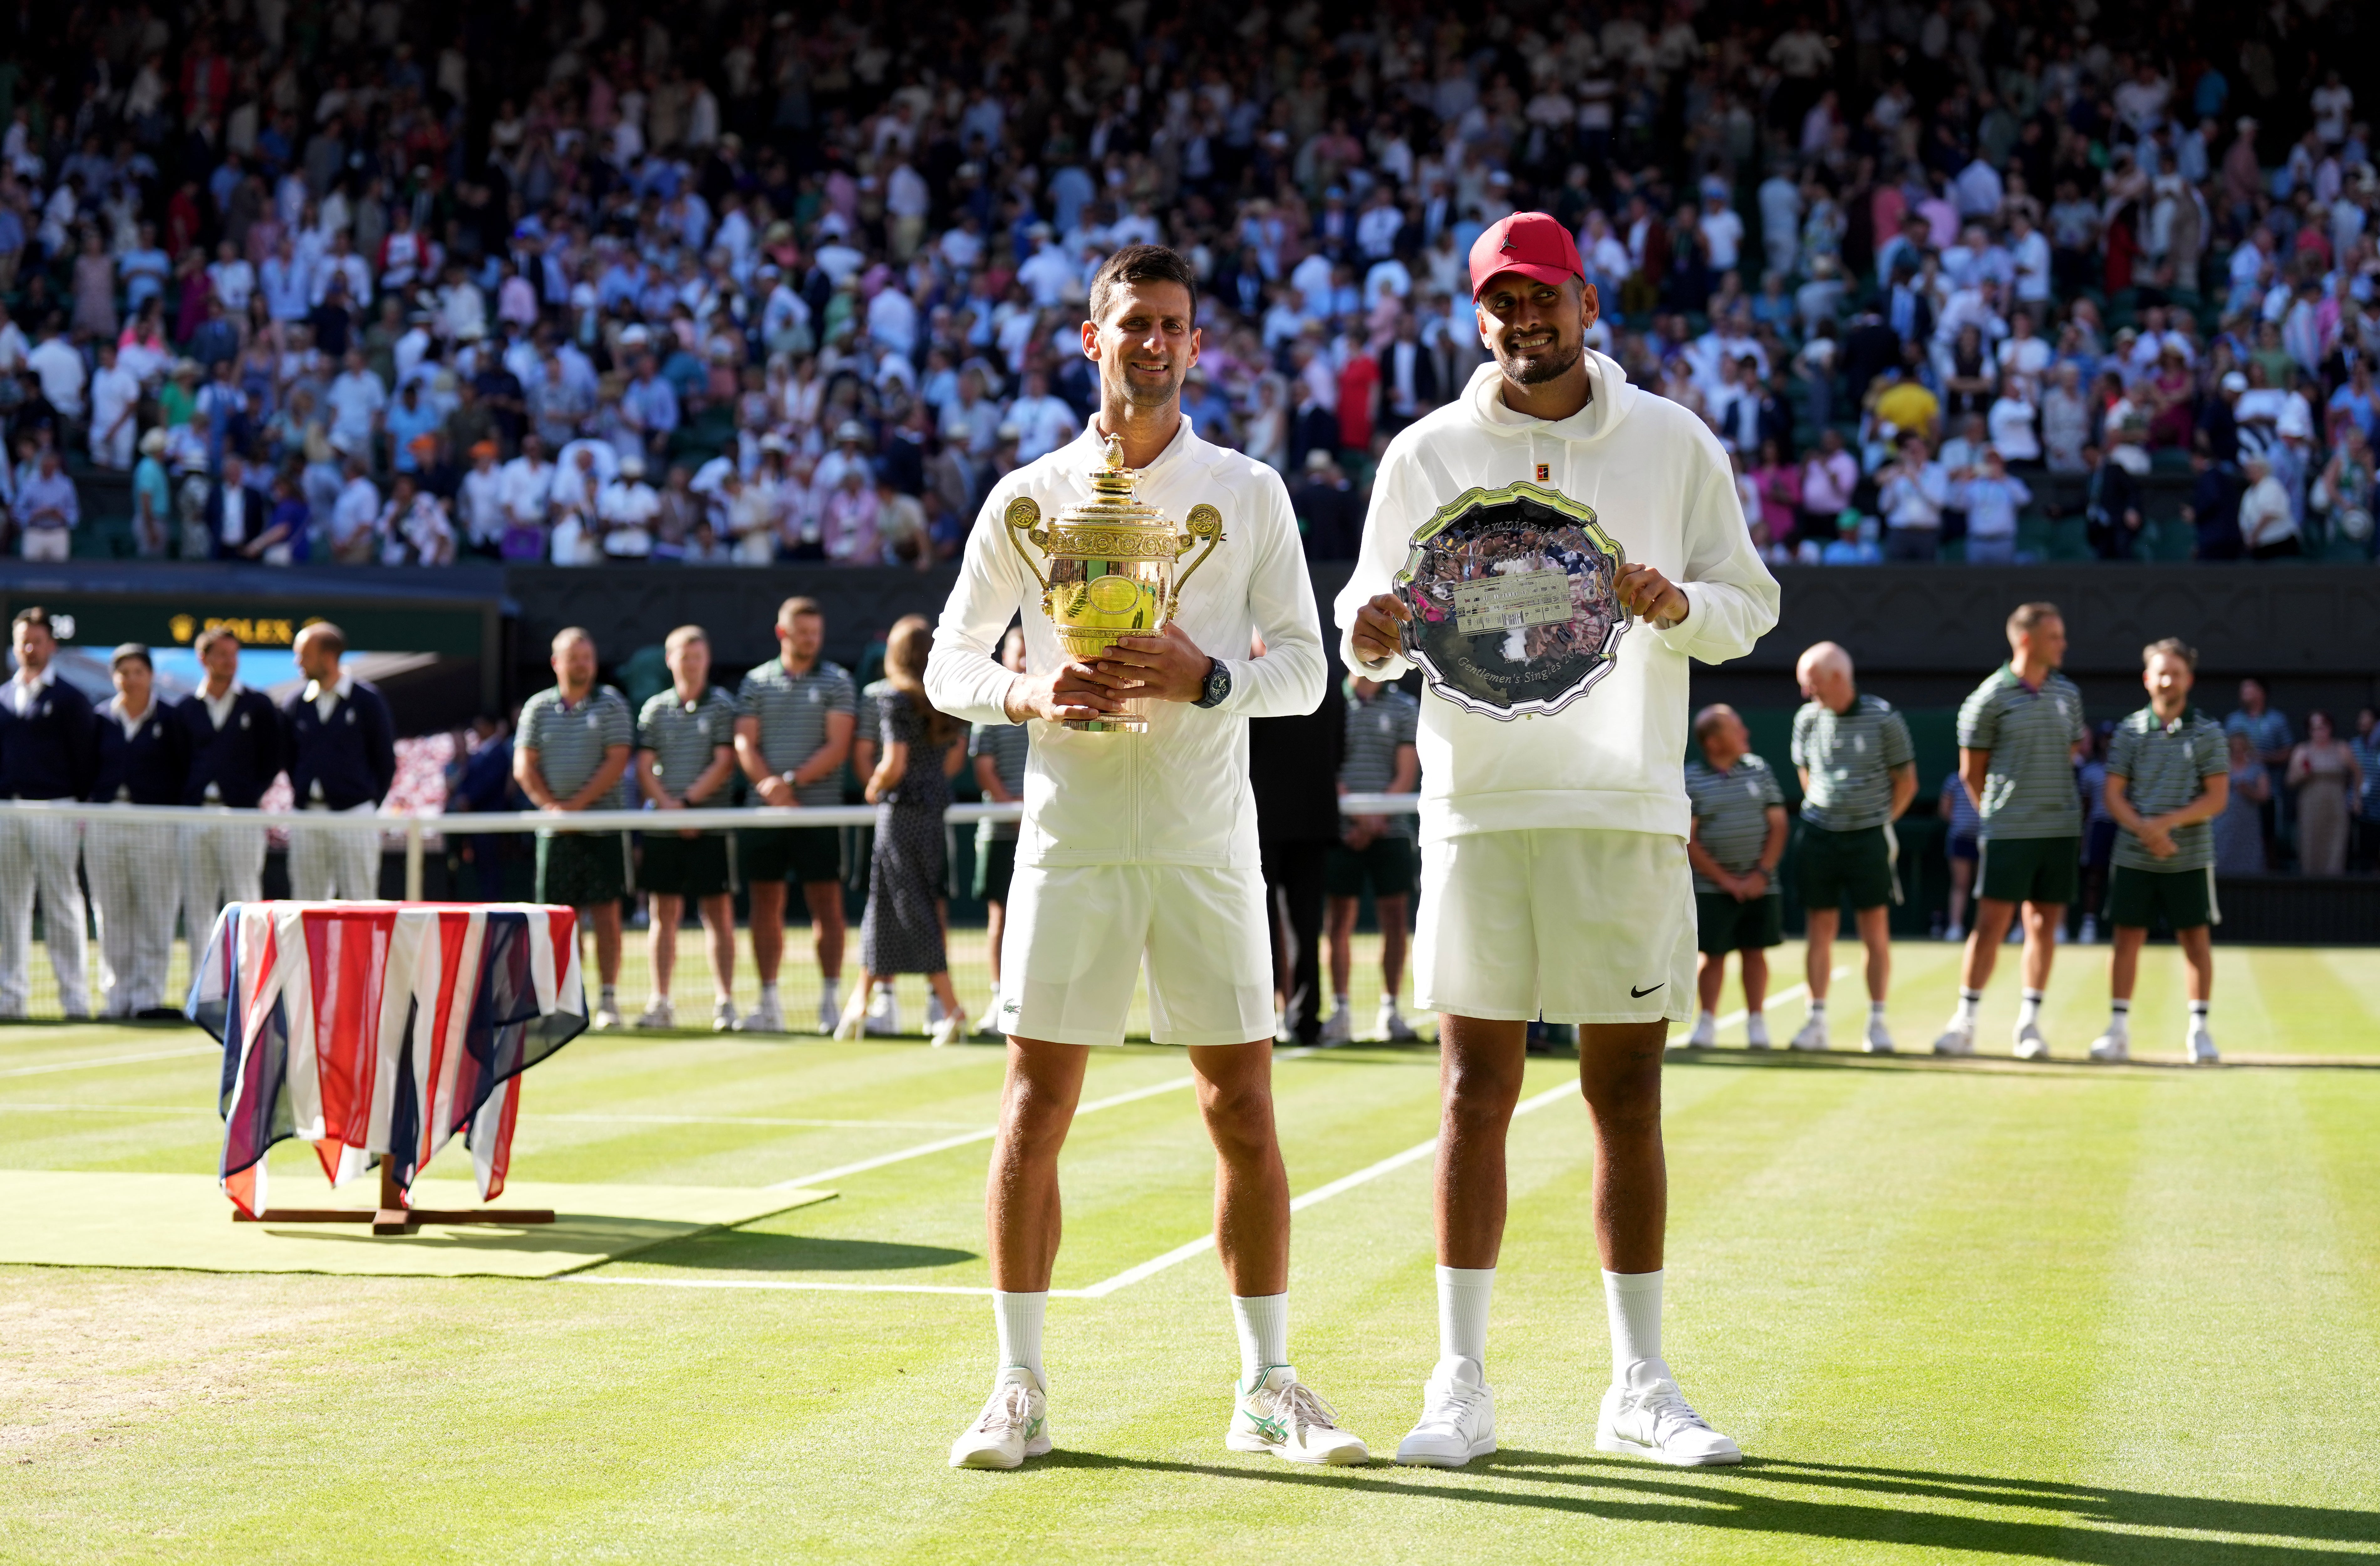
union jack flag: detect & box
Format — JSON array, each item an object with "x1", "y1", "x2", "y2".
[{"x1": 189, "y1": 903, "x2": 587, "y2": 1218}]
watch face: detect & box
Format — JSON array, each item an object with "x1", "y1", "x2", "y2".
[{"x1": 1392, "y1": 480, "x2": 1631, "y2": 721}]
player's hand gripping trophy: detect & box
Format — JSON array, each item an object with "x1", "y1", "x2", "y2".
[{"x1": 1002, "y1": 434, "x2": 1225, "y2": 732}]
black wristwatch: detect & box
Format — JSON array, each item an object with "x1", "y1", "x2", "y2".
[{"x1": 1193, "y1": 656, "x2": 1233, "y2": 709}]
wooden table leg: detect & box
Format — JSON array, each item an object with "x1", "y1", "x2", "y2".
[{"x1": 372, "y1": 1158, "x2": 419, "y2": 1235}]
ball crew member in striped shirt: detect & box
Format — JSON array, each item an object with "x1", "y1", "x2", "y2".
[
  {"x1": 1788, "y1": 642, "x2": 1917, "y2": 1054},
  {"x1": 1937, "y1": 603, "x2": 2091, "y2": 1059},
  {"x1": 515, "y1": 627, "x2": 637, "y2": 1031},
  {"x1": 1681, "y1": 705, "x2": 1788, "y2": 1050},
  {"x1": 733, "y1": 597, "x2": 858, "y2": 1036},
  {"x1": 1322, "y1": 672, "x2": 1422, "y2": 1046},
  {"x1": 635, "y1": 625, "x2": 743, "y2": 1034},
  {"x1": 2088, "y1": 640, "x2": 2230, "y2": 1066}
]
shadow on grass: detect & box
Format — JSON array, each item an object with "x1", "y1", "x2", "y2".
[
  {"x1": 628, "y1": 1229, "x2": 975, "y2": 1273},
  {"x1": 1024, "y1": 1449, "x2": 2376, "y2": 1561}
]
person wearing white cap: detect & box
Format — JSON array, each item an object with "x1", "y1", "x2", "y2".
[{"x1": 1341, "y1": 212, "x2": 1776, "y2": 1470}]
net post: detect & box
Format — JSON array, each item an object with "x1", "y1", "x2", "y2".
[{"x1": 403, "y1": 819, "x2": 425, "y2": 901}]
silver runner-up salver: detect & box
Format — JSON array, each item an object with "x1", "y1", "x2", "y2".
[{"x1": 1391, "y1": 480, "x2": 1631, "y2": 721}]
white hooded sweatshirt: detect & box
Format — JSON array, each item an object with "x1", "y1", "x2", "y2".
[{"x1": 1332, "y1": 351, "x2": 1781, "y2": 844}]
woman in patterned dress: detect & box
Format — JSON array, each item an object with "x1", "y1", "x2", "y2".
[{"x1": 838, "y1": 615, "x2": 971, "y2": 1043}]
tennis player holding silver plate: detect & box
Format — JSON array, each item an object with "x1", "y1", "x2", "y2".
[{"x1": 1335, "y1": 212, "x2": 1779, "y2": 1473}]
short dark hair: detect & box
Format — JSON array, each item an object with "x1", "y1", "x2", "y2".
[
  {"x1": 2143, "y1": 637, "x2": 2196, "y2": 670},
  {"x1": 1087, "y1": 244, "x2": 1199, "y2": 326},
  {"x1": 2007, "y1": 602, "x2": 2061, "y2": 638},
  {"x1": 110, "y1": 642, "x2": 153, "y2": 671},
  {"x1": 778, "y1": 595, "x2": 822, "y2": 625},
  {"x1": 194, "y1": 625, "x2": 241, "y2": 656},
  {"x1": 12, "y1": 606, "x2": 54, "y2": 637}
]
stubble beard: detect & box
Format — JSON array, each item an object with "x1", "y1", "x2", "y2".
[{"x1": 1502, "y1": 338, "x2": 1582, "y2": 387}]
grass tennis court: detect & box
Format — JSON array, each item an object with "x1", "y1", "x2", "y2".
[{"x1": 4, "y1": 938, "x2": 2377, "y2": 1563}]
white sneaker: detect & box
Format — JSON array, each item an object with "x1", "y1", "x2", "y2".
[
  {"x1": 1788, "y1": 1017, "x2": 1828, "y2": 1052},
  {"x1": 712, "y1": 998, "x2": 739, "y2": 1033},
  {"x1": 1394, "y1": 1356, "x2": 1497, "y2": 1468},
  {"x1": 1317, "y1": 1005, "x2": 1353, "y2": 1047},
  {"x1": 2013, "y1": 1020, "x2": 2050, "y2": 1060},
  {"x1": 1683, "y1": 1017, "x2": 1717, "y2": 1050},
  {"x1": 1225, "y1": 1367, "x2": 1369, "y2": 1465},
  {"x1": 742, "y1": 992, "x2": 785, "y2": 1034},
  {"x1": 2187, "y1": 1027, "x2": 2219, "y2": 1065},
  {"x1": 832, "y1": 984, "x2": 870, "y2": 1042},
  {"x1": 592, "y1": 1001, "x2": 624, "y2": 1031},
  {"x1": 1596, "y1": 1358, "x2": 1741, "y2": 1467},
  {"x1": 810, "y1": 993, "x2": 836, "y2": 1035},
  {"x1": 926, "y1": 994, "x2": 948, "y2": 1029},
  {"x1": 1943, "y1": 925, "x2": 1965, "y2": 944},
  {"x1": 2088, "y1": 1031, "x2": 2129, "y2": 1062},
  {"x1": 635, "y1": 996, "x2": 675, "y2": 1030},
  {"x1": 865, "y1": 986, "x2": 901, "y2": 1036},
  {"x1": 948, "y1": 1366, "x2": 1051, "y2": 1469},
  {"x1": 1377, "y1": 1002, "x2": 1418, "y2": 1041},
  {"x1": 1863, "y1": 1016, "x2": 1896, "y2": 1054},
  {"x1": 1932, "y1": 1021, "x2": 1977, "y2": 1056},
  {"x1": 1274, "y1": 1007, "x2": 1295, "y2": 1045},
  {"x1": 1744, "y1": 1015, "x2": 1772, "y2": 1049},
  {"x1": 930, "y1": 1007, "x2": 968, "y2": 1047},
  {"x1": 2076, "y1": 916, "x2": 2098, "y2": 944},
  {"x1": 975, "y1": 1008, "x2": 1007, "y2": 1040}
]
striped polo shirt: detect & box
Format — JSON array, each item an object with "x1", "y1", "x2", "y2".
[
  {"x1": 736, "y1": 657, "x2": 857, "y2": 808},
  {"x1": 968, "y1": 721, "x2": 1030, "y2": 843},
  {"x1": 1684, "y1": 753, "x2": 1785, "y2": 894},
  {"x1": 1792, "y1": 692, "x2": 1916, "y2": 832},
  {"x1": 1957, "y1": 664, "x2": 2088, "y2": 840},
  {"x1": 2106, "y1": 706, "x2": 2228, "y2": 872},
  {"x1": 518, "y1": 684, "x2": 635, "y2": 811},
  {"x1": 1339, "y1": 684, "x2": 1421, "y2": 840},
  {"x1": 637, "y1": 686, "x2": 739, "y2": 805}
]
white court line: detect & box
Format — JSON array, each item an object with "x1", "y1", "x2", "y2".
[
  {"x1": 568, "y1": 1277, "x2": 1008, "y2": 1298},
  {"x1": 543, "y1": 1113, "x2": 985, "y2": 1131},
  {"x1": 0, "y1": 1044, "x2": 217, "y2": 1079},
  {"x1": 0, "y1": 1102, "x2": 211, "y2": 1114}
]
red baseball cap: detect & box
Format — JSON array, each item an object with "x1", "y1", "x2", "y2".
[{"x1": 1468, "y1": 212, "x2": 1584, "y2": 299}]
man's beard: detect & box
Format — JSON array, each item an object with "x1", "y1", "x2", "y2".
[
  {"x1": 1501, "y1": 336, "x2": 1582, "y2": 386},
  {"x1": 1111, "y1": 362, "x2": 1185, "y2": 409}
]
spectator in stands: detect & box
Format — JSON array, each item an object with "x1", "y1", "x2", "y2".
[
  {"x1": 2287, "y1": 713, "x2": 2362, "y2": 877},
  {"x1": 0, "y1": 607, "x2": 95, "y2": 1018},
  {"x1": 2238, "y1": 450, "x2": 2302, "y2": 560},
  {"x1": 1876, "y1": 432, "x2": 1948, "y2": 561},
  {"x1": 2227, "y1": 679, "x2": 2295, "y2": 868},
  {"x1": 514, "y1": 627, "x2": 635, "y2": 1032},
  {"x1": 13, "y1": 447, "x2": 76, "y2": 561},
  {"x1": 86, "y1": 643, "x2": 188, "y2": 1017},
  {"x1": 205, "y1": 451, "x2": 269, "y2": 562},
  {"x1": 282, "y1": 621, "x2": 397, "y2": 903},
  {"x1": 2352, "y1": 707, "x2": 2380, "y2": 874}
]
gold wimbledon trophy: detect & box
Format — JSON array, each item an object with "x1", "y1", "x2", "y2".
[{"x1": 1002, "y1": 435, "x2": 1225, "y2": 733}]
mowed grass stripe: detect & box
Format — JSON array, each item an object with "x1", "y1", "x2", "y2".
[{"x1": 2092, "y1": 1071, "x2": 2380, "y2": 1545}]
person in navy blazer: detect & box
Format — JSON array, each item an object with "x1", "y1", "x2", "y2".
[
  {"x1": 282, "y1": 620, "x2": 396, "y2": 900},
  {"x1": 0, "y1": 607, "x2": 97, "y2": 1018},
  {"x1": 87, "y1": 643, "x2": 190, "y2": 1015},
  {"x1": 177, "y1": 625, "x2": 285, "y2": 957},
  {"x1": 204, "y1": 452, "x2": 274, "y2": 561}
]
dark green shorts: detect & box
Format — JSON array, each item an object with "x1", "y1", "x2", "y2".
[
  {"x1": 972, "y1": 836, "x2": 1018, "y2": 904},
  {"x1": 1978, "y1": 835, "x2": 2081, "y2": 906},
  {"x1": 1325, "y1": 834, "x2": 1418, "y2": 899},
  {"x1": 535, "y1": 830, "x2": 630, "y2": 908},
  {"x1": 1797, "y1": 823, "x2": 1899, "y2": 911},
  {"x1": 2105, "y1": 863, "x2": 2218, "y2": 931},
  {"x1": 639, "y1": 831, "x2": 732, "y2": 899},
  {"x1": 738, "y1": 823, "x2": 843, "y2": 886},
  {"x1": 1696, "y1": 891, "x2": 1783, "y2": 955}
]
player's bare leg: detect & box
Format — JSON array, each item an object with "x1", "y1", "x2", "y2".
[
  {"x1": 1937, "y1": 895, "x2": 2019, "y2": 1055},
  {"x1": 1795, "y1": 905, "x2": 1842, "y2": 1050},
  {"x1": 641, "y1": 891, "x2": 684, "y2": 1027},
  {"x1": 2010, "y1": 900, "x2": 2064, "y2": 1057},
  {"x1": 746, "y1": 879, "x2": 789, "y2": 1031},
  {"x1": 1855, "y1": 904, "x2": 1894, "y2": 1051}
]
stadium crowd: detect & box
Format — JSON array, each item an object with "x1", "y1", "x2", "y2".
[{"x1": 0, "y1": 0, "x2": 2369, "y2": 566}]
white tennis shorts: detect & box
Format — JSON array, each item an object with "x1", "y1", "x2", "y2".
[
  {"x1": 997, "y1": 862, "x2": 1275, "y2": 1047},
  {"x1": 1415, "y1": 827, "x2": 1696, "y2": 1026}
]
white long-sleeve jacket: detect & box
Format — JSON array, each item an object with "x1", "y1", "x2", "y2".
[
  {"x1": 926, "y1": 416, "x2": 1325, "y2": 870},
  {"x1": 1332, "y1": 351, "x2": 1781, "y2": 844}
]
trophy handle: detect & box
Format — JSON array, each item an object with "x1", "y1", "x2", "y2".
[
  {"x1": 1002, "y1": 496, "x2": 1050, "y2": 592},
  {"x1": 1171, "y1": 504, "x2": 1225, "y2": 604}
]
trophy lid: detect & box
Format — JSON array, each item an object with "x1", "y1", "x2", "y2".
[{"x1": 1052, "y1": 435, "x2": 1175, "y2": 542}]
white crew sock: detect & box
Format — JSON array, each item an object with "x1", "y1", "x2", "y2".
[
  {"x1": 994, "y1": 1290, "x2": 1046, "y2": 1381},
  {"x1": 760, "y1": 979, "x2": 781, "y2": 1003},
  {"x1": 2018, "y1": 988, "x2": 2045, "y2": 1027},
  {"x1": 1693, "y1": 1008, "x2": 1716, "y2": 1034},
  {"x1": 1233, "y1": 1293, "x2": 1290, "y2": 1385},
  {"x1": 817, "y1": 975, "x2": 836, "y2": 1008},
  {"x1": 1807, "y1": 998, "x2": 1827, "y2": 1019},
  {"x1": 599, "y1": 984, "x2": 617, "y2": 1010},
  {"x1": 1332, "y1": 991, "x2": 1350, "y2": 1012},
  {"x1": 1956, "y1": 988, "x2": 1983, "y2": 1025},
  {"x1": 2188, "y1": 1000, "x2": 2210, "y2": 1027},
  {"x1": 2106, "y1": 999, "x2": 2130, "y2": 1035},
  {"x1": 1744, "y1": 1011, "x2": 1769, "y2": 1045},
  {"x1": 1869, "y1": 1000, "x2": 1888, "y2": 1021},
  {"x1": 1604, "y1": 1269, "x2": 1663, "y2": 1375},
  {"x1": 1436, "y1": 1265, "x2": 1494, "y2": 1369}
]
